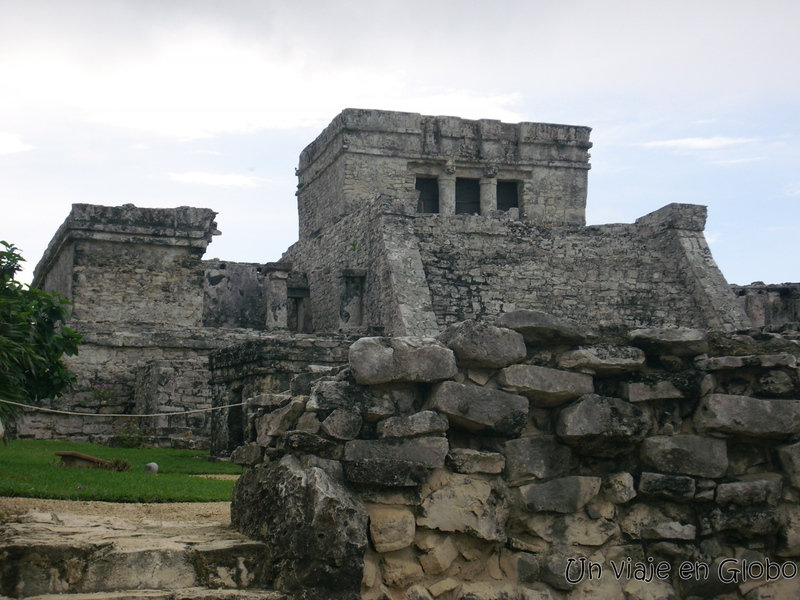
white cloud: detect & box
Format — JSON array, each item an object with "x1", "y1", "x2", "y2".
[
  {"x1": 0, "y1": 132, "x2": 35, "y2": 154},
  {"x1": 783, "y1": 182, "x2": 800, "y2": 197},
  {"x1": 637, "y1": 137, "x2": 760, "y2": 150},
  {"x1": 711, "y1": 157, "x2": 767, "y2": 166},
  {"x1": 705, "y1": 231, "x2": 720, "y2": 244},
  {"x1": 168, "y1": 172, "x2": 269, "y2": 188}
]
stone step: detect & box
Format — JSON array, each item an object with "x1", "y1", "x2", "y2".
[
  {"x1": 0, "y1": 512, "x2": 271, "y2": 598},
  {"x1": 12, "y1": 588, "x2": 290, "y2": 600}
]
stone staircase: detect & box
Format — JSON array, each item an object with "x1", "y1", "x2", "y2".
[{"x1": 0, "y1": 510, "x2": 287, "y2": 600}]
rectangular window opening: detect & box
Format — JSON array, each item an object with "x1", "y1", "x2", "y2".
[
  {"x1": 455, "y1": 178, "x2": 480, "y2": 214},
  {"x1": 415, "y1": 177, "x2": 439, "y2": 213},
  {"x1": 497, "y1": 180, "x2": 519, "y2": 211}
]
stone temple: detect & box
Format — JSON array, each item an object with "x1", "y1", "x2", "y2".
[
  {"x1": 11, "y1": 109, "x2": 800, "y2": 600},
  {"x1": 20, "y1": 108, "x2": 795, "y2": 446}
]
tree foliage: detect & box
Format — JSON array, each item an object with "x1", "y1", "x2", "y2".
[{"x1": 0, "y1": 241, "x2": 82, "y2": 426}]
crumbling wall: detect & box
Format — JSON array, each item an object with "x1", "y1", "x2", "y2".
[
  {"x1": 228, "y1": 312, "x2": 800, "y2": 600},
  {"x1": 203, "y1": 259, "x2": 268, "y2": 329},
  {"x1": 208, "y1": 333, "x2": 356, "y2": 456},
  {"x1": 414, "y1": 204, "x2": 750, "y2": 331},
  {"x1": 733, "y1": 283, "x2": 800, "y2": 329}
]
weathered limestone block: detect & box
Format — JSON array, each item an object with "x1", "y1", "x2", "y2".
[
  {"x1": 540, "y1": 554, "x2": 578, "y2": 591},
  {"x1": 638, "y1": 472, "x2": 695, "y2": 500},
  {"x1": 604, "y1": 472, "x2": 637, "y2": 504},
  {"x1": 778, "y1": 505, "x2": 800, "y2": 556},
  {"x1": 230, "y1": 442, "x2": 263, "y2": 466},
  {"x1": 438, "y1": 320, "x2": 526, "y2": 368},
  {"x1": 502, "y1": 435, "x2": 571, "y2": 486},
  {"x1": 620, "y1": 505, "x2": 681, "y2": 538},
  {"x1": 344, "y1": 458, "x2": 431, "y2": 487},
  {"x1": 745, "y1": 577, "x2": 800, "y2": 600},
  {"x1": 640, "y1": 435, "x2": 728, "y2": 478},
  {"x1": 715, "y1": 476, "x2": 782, "y2": 506},
  {"x1": 366, "y1": 505, "x2": 416, "y2": 553},
  {"x1": 695, "y1": 394, "x2": 800, "y2": 438},
  {"x1": 344, "y1": 437, "x2": 448, "y2": 467},
  {"x1": 518, "y1": 476, "x2": 601, "y2": 513},
  {"x1": 525, "y1": 512, "x2": 618, "y2": 546},
  {"x1": 700, "y1": 506, "x2": 780, "y2": 536},
  {"x1": 377, "y1": 410, "x2": 448, "y2": 439},
  {"x1": 499, "y1": 549, "x2": 541, "y2": 584},
  {"x1": 497, "y1": 365, "x2": 593, "y2": 407},
  {"x1": 623, "y1": 579, "x2": 678, "y2": 600},
  {"x1": 320, "y1": 408, "x2": 362, "y2": 441},
  {"x1": 308, "y1": 379, "x2": 394, "y2": 421},
  {"x1": 640, "y1": 520, "x2": 696, "y2": 540},
  {"x1": 621, "y1": 373, "x2": 713, "y2": 402},
  {"x1": 418, "y1": 534, "x2": 459, "y2": 575},
  {"x1": 496, "y1": 310, "x2": 587, "y2": 346},
  {"x1": 556, "y1": 344, "x2": 645, "y2": 376},
  {"x1": 349, "y1": 337, "x2": 458, "y2": 385},
  {"x1": 779, "y1": 441, "x2": 800, "y2": 488},
  {"x1": 379, "y1": 548, "x2": 424, "y2": 588},
  {"x1": 427, "y1": 578, "x2": 461, "y2": 597},
  {"x1": 447, "y1": 449, "x2": 505, "y2": 474},
  {"x1": 255, "y1": 398, "x2": 306, "y2": 446},
  {"x1": 406, "y1": 584, "x2": 435, "y2": 600},
  {"x1": 279, "y1": 430, "x2": 336, "y2": 454},
  {"x1": 629, "y1": 327, "x2": 708, "y2": 356},
  {"x1": 230, "y1": 455, "x2": 367, "y2": 594},
  {"x1": 428, "y1": 381, "x2": 528, "y2": 436},
  {"x1": 695, "y1": 353, "x2": 797, "y2": 371},
  {"x1": 417, "y1": 471, "x2": 509, "y2": 542},
  {"x1": 555, "y1": 394, "x2": 651, "y2": 457},
  {"x1": 756, "y1": 369, "x2": 797, "y2": 397}
]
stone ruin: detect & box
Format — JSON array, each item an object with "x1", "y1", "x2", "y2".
[{"x1": 20, "y1": 108, "x2": 800, "y2": 599}]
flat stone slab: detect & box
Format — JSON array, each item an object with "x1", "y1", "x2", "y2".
[
  {"x1": 55, "y1": 451, "x2": 114, "y2": 469},
  {"x1": 629, "y1": 328, "x2": 708, "y2": 356},
  {"x1": 695, "y1": 394, "x2": 800, "y2": 438},
  {"x1": 0, "y1": 511, "x2": 271, "y2": 597},
  {"x1": 555, "y1": 394, "x2": 651, "y2": 457},
  {"x1": 427, "y1": 381, "x2": 528, "y2": 436},
  {"x1": 495, "y1": 310, "x2": 587, "y2": 346},
  {"x1": 695, "y1": 353, "x2": 798, "y2": 370},
  {"x1": 556, "y1": 344, "x2": 645, "y2": 376},
  {"x1": 438, "y1": 320, "x2": 526, "y2": 368},
  {"x1": 641, "y1": 435, "x2": 728, "y2": 478},
  {"x1": 349, "y1": 336, "x2": 458, "y2": 385},
  {"x1": 497, "y1": 364, "x2": 593, "y2": 407}
]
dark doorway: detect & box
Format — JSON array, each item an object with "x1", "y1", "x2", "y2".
[
  {"x1": 497, "y1": 180, "x2": 519, "y2": 211},
  {"x1": 415, "y1": 177, "x2": 439, "y2": 213},
  {"x1": 455, "y1": 178, "x2": 480, "y2": 214}
]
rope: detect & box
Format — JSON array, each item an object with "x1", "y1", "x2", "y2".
[{"x1": 0, "y1": 397, "x2": 248, "y2": 418}]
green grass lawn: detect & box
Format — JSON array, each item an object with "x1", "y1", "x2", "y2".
[{"x1": 0, "y1": 440, "x2": 242, "y2": 502}]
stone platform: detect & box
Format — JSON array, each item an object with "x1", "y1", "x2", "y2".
[{"x1": 0, "y1": 508, "x2": 284, "y2": 600}]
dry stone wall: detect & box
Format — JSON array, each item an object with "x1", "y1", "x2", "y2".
[
  {"x1": 228, "y1": 311, "x2": 800, "y2": 600},
  {"x1": 414, "y1": 204, "x2": 750, "y2": 332}
]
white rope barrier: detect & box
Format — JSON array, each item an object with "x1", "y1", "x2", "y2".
[{"x1": 0, "y1": 397, "x2": 248, "y2": 418}]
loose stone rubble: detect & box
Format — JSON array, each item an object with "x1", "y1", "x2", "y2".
[{"x1": 225, "y1": 314, "x2": 800, "y2": 600}]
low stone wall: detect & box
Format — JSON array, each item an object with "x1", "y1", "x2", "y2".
[
  {"x1": 229, "y1": 312, "x2": 800, "y2": 600},
  {"x1": 209, "y1": 333, "x2": 357, "y2": 456}
]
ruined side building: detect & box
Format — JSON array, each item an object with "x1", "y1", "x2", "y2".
[{"x1": 20, "y1": 108, "x2": 795, "y2": 448}]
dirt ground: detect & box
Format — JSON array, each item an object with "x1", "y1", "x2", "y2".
[{"x1": 0, "y1": 496, "x2": 232, "y2": 526}]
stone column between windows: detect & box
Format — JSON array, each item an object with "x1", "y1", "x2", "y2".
[
  {"x1": 265, "y1": 262, "x2": 292, "y2": 330},
  {"x1": 438, "y1": 173, "x2": 456, "y2": 215},
  {"x1": 480, "y1": 177, "x2": 497, "y2": 214}
]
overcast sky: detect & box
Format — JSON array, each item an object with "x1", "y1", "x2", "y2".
[{"x1": 1, "y1": 0, "x2": 798, "y2": 286}]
